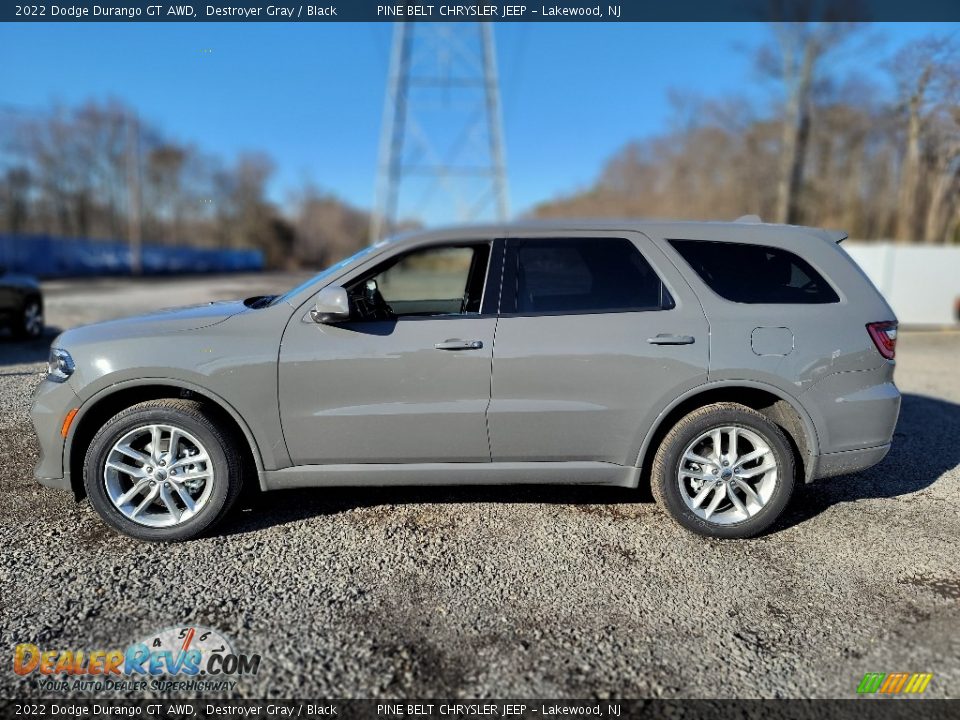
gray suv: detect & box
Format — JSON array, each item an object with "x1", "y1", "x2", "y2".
[{"x1": 31, "y1": 220, "x2": 901, "y2": 541}]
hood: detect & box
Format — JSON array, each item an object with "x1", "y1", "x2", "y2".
[{"x1": 56, "y1": 299, "x2": 249, "y2": 346}]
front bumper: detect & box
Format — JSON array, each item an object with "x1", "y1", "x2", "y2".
[{"x1": 30, "y1": 376, "x2": 79, "y2": 491}]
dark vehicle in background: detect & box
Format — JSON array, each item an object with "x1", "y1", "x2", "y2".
[{"x1": 0, "y1": 266, "x2": 44, "y2": 339}]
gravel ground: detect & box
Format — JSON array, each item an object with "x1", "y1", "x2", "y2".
[{"x1": 0, "y1": 274, "x2": 957, "y2": 700}]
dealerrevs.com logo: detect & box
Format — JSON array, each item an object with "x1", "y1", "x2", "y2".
[
  {"x1": 857, "y1": 672, "x2": 933, "y2": 695},
  {"x1": 13, "y1": 626, "x2": 260, "y2": 693}
]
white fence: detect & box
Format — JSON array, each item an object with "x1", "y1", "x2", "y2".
[{"x1": 842, "y1": 242, "x2": 960, "y2": 326}]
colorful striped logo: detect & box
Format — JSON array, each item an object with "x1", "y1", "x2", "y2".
[{"x1": 857, "y1": 672, "x2": 933, "y2": 695}]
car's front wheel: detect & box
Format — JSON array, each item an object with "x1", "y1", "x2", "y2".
[
  {"x1": 651, "y1": 402, "x2": 795, "y2": 539},
  {"x1": 83, "y1": 399, "x2": 242, "y2": 541}
]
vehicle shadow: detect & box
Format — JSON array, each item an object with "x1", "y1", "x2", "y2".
[
  {"x1": 225, "y1": 483, "x2": 645, "y2": 537},
  {"x1": 222, "y1": 392, "x2": 959, "y2": 538},
  {"x1": 0, "y1": 327, "x2": 60, "y2": 369}
]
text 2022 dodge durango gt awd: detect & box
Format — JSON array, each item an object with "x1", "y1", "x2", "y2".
[{"x1": 31, "y1": 219, "x2": 901, "y2": 541}]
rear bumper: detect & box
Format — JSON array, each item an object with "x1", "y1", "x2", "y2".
[
  {"x1": 811, "y1": 443, "x2": 891, "y2": 481},
  {"x1": 800, "y1": 362, "x2": 900, "y2": 482},
  {"x1": 801, "y1": 367, "x2": 901, "y2": 455}
]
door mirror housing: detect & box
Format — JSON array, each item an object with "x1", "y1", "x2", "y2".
[{"x1": 310, "y1": 286, "x2": 351, "y2": 323}]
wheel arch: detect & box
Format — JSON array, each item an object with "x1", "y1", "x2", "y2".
[
  {"x1": 635, "y1": 380, "x2": 820, "y2": 486},
  {"x1": 65, "y1": 379, "x2": 264, "y2": 500}
]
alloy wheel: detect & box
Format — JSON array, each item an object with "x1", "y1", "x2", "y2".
[
  {"x1": 23, "y1": 301, "x2": 43, "y2": 338},
  {"x1": 677, "y1": 425, "x2": 779, "y2": 525},
  {"x1": 103, "y1": 424, "x2": 214, "y2": 528}
]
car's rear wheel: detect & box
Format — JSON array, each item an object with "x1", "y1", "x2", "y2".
[
  {"x1": 12, "y1": 297, "x2": 43, "y2": 339},
  {"x1": 83, "y1": 399, "x2": 242, "y2": 541},
  {"x1": 651, "y1": 402, "x2": 795, "y2": 539}
]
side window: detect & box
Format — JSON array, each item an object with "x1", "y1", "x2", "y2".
[
  {"x1": 347, "y1": 244, "x2": 490, "y2": 320},
  {"x1": 669, "y1": 239, "x2": 839, "y2": 304},
  {"x1": 508, "y1": 238, "x2": 672, "y2": 314}
]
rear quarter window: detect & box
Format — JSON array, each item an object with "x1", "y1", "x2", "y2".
[{"x1": 669, "y1": 239, "x2": 839, "y2": 304}]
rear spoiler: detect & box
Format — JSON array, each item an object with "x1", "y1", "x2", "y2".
[{"x1": 733, "y1": 215, "x2": 847, "y2": 243}]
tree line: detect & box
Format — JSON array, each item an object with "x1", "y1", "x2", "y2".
[
  {"x1": 0, "y1": 99, "x2": 379, "y2": 269},
  {"x1": 533, "y1": 27, "x2": 960, "y2": 244}
]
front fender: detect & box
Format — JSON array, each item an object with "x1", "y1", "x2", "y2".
[{"x1": 63, "y1": 375, "x2": 283, "y2": 493}]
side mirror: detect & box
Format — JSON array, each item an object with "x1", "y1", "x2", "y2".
[{"x1": 310, "y1": 286, "x2": 351, "y2": 323}]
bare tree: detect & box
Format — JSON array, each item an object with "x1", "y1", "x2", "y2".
[
  {"x1": 0, "y1": 167, "x2": 31, "y2": 233},
  {"x1": 292, "y1": 185, "x2": 370, "y2": 268},
  {"x1": 889, "y1": 35, "x2": 960, "y2": 243},
  {"x1": 144, "y1": 144, "x2": 188, "y2": 244},
  {"x1": 758, "y1": 22, "x2": 864, "y2": 225},
  {"x1": 921, "y1": 105, "x2": 960, "y2": 244}
]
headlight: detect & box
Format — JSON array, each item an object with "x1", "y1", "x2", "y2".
[{"x1": 47, "y1": 348, "x2": 75, "y2": 383}]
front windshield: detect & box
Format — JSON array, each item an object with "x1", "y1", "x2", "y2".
[{"x1": 271, "y1": 242, "x2": 388, "y2": 306}]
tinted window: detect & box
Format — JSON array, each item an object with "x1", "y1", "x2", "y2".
[
  {"x1": 348, "y1": 244, "x2": 489, "y2": 319},
  {"x1": 669, "y1": 240, "x2": 839, "y2": 304},
  {"x1": 509, "y1": 238, "x2": 672, "y2": 314}
]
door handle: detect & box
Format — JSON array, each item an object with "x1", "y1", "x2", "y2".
[
  {"x1": 647, "y1": 334, "x2": 696, "y2": 345},
  {"x1": 435, "y1": 339, "x2": 484, "y2": 351}
]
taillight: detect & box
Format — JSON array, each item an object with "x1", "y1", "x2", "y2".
[{"x1": 867, "y1": 321, "x2": 897, "y2": 360}]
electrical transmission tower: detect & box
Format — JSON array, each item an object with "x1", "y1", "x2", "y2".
[{"x1": 370, "y1": 23, "x2": 510, "y2": 243}]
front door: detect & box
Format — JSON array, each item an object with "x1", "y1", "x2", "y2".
[
  {"x1": 279, "y1": 240, "x2": 498, "y2": 465},
  {"x1": 487, "y1": 234, "x2": 709, "y2": 466}
]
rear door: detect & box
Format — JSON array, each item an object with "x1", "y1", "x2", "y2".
[{"x1": 486, "y1": 232, "x2": 709, "y2": 466}]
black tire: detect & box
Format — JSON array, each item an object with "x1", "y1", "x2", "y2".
[
  {"x1": 651, "y1": 402, "x2": 796, "y2": 539},
  {"x1": 83, "y1": 399, "x2": 243, "y2": 542},
  {"x1": 12, "y1": 296, "x2": 43, "y2": 339}
]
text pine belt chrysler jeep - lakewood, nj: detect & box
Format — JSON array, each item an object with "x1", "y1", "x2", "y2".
[{"x1": 31, "y1": 219, "x2": 901, "y2": 541}]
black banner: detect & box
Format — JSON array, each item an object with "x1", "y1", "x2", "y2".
[
  {"x1": 3, "y1": 0, "x2": 960, "y2": 22},
  {"x1": 1, "y1": 700, "x2": 959, "y2": 720}
]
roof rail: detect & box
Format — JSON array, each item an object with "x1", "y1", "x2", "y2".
[{"x1": 734, "y1": 214, "x2": 762, "y2": 223}]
